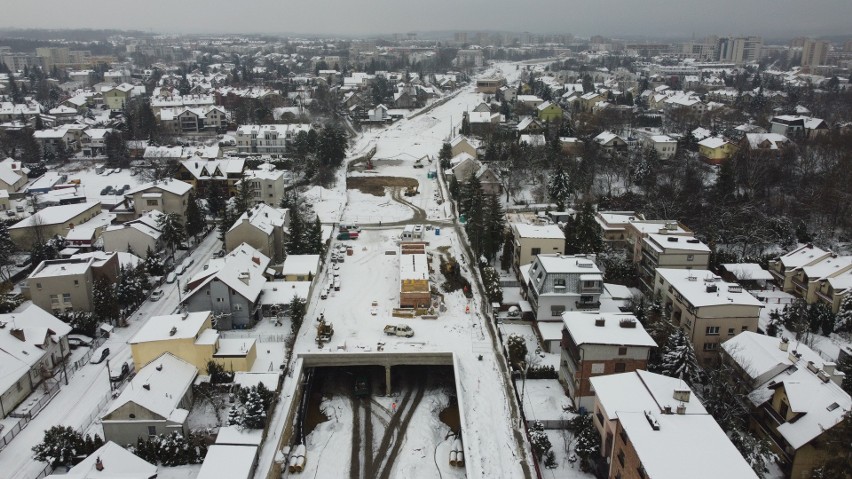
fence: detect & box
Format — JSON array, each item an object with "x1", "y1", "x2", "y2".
[
  {"x1": 220, "y1": 332, "x2": 288, "y2": 343},
  {"x1": 0, "y1": 381, "x2": 60, "y2": 452}
]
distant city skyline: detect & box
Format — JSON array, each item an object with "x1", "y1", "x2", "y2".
[{"x1": 2, "y1": 0, "x2": 851, "y2": 39}]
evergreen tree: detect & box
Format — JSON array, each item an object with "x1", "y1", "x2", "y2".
[
  {"x1": 569, "y1": 414, "x2": 600, "y2": 472},
  {"x1": 205, "y1": 182, "x2": 226, "y2": 218},
  {"x1": 460, "y1": 115, "x2": 470, "y2": 136},
  {"x1": 144, "y1": 246, "x2": 165, "y2": 276},
  {"x1": 0, "y1": 221, "x2": 16, "y2": 281},
  {"x1": 227, "y1": 405, "x2": 244, "y2": 427},
  {"x1": 528, "y1": 421, "x2": 552, "y2": 460},
  {"x1": 92, "y1": 277, "x2": 118, "y2": 326},
  {"x1": 315, "y1": 123, "x2": 347, "y2": 168},
  {"x1": 811, "y1": 413, "x2": 852, "y2": 479},
  {"x1": 728, "y1": 428, "x2": 776, "y2": 478},
  {"x1": 242, "y1": 388, "x2": 268, "y2": 429},
  {"x1": 233, "y1": 181, "x2": 254, "y2": 216},
  {"x1": 438, "y1": 142, "x2": 453, "y2": 169},
  {"x1": 448, "y1": 174, "x2": 460, "y2": 199},
  {"x1": 288, "y1": 295, "x2": 307, "y2": 334},
  {"x1": 286, "y1": 207, "x2": 304, "y2": 255},
  {"x1": 564, "y1": 202, "x2": 602, "y2": 255},
  {"x1": 480, "y1": 265, "x2": 503, "y2": 303},
  {"x1": 507, "y1": 333, "x2": 527, "y2": 369},
  {"x1": 104, "y1": 131, "x2": 127, "y2": 166},
  {"x1": 835, "y1": 295, "x2": 852, "y2": 334},
  {"x1": 547, "y1": 164, "x2": 571, "y2": 210},
  {"x1": 658, "y1": 329, "x2": 701, "y2": 386},
  {"x1": 184, "y1": 191, "x2": 205, "y2": 239},
  {"x1": 500, "y1": 231, "x2": 513, "y2": 272},
  {"x1": 156, "y1": 213, "x2": 186, "y2": 260},
  {"x1": 483, "y1": 194, "x2": 505, "y2": 261},
  {"x1": 306, "y1": 217, "x2": 323, "y2": 255},
  {"x1": 117, "y1": 265, "x2": 145, "y2": 310},
  {"x1": 32, "y1": 426, "x2": 102, "y2": 468}
]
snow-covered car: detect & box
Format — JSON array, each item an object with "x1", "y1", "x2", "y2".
[
  {"x1": 89, "y1": 346, "x2": 110, "y2": 364},
  {"x1": 150, "y1": 290, "x2": 164, "y2": 301},
  {"x1": 370, "y1": 301, "x2": 379, "y2": 315},
  {"x1": 320, "y1": 287, "x2": 329, "y2": 300},
  {"x1": 166, "y1": 272, "x2": 177, "y2": 284},
  {"x1": 68, "y1": 334, "x2": 93, "y2": 349}
]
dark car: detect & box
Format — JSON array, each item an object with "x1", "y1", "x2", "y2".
[{"x1": 110, "y1": 362, "x2": 131, "y2": 382}]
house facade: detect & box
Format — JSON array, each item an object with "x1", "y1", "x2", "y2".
[
  {"x1": 510, "y1": 223, "x2": 565, "y2": 271},
  {"x1": 25, "y1": 254, "x2": 120, "y2": 315},
  {"x1": 521, "y1": 254, "x2": 603, "y2": 321},
  {"x1": 225, "y1": 204, "x2": 289, "y2": 263}
]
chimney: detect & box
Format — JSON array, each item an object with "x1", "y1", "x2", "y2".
[
  {"x1": 10, "y1": 328, "x2": 25, "y2": 341},
  {"x1": 831, "y1": 370, "x2": 846, "y2": 387},
  {"x1": 673, "y1": 389, "x2": 691, "y2": 403},
  {"x1": 779, "y1": 337, "x2": 789, "y2": 352},
  {"x1": 676, "y1": 404, "x2": 686, "y2": 415},
  {"x1": 95, "y1": 457, "x2": 103, "y2": 471},
  {"x1": 807, "y1": 361, "x2": 819, "y2": 373},
  {"x1": 823, "y1": 362, "x2": 836, "y2": 375},
  {"x1": 169, "y1": 326, "x2": 177, "y2": 336},
  {"x1": 817, "y1": 370, "x2": 831, "y2": 383},
  {"x1": 662, "y1": 405, "x2": 673, "y2": 415},
  {"x1": 619, "y1": 318, "x2": 637, "y2": 328},
  {"x1": 595, "y1": 318, "x2": 606, "y2": 327},
  {"x1": 239, "y1": 271, "x2": 251, "y2": 285},
  {"x1": 142, "y1": 383, "x2": 150, "y2": 390},
  {"x1": 252, "y1": 256, "x2": 260, "y2": 265},
  {"x1": 788, "y1": 350, "x2": 802, "y2": 363}
]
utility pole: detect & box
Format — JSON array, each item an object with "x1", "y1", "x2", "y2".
[{"x1": 105, "y1": 358, "x2": 112, "y2": 392}]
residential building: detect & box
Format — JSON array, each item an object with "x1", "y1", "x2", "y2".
[
  {"x1": 235, "y1": 124, "x2": 312, "y2": 156},
  {"x1": 475, "y1": 77, "x2": 504, "y2": 94},
  {"x1": 150, "y1": 94, "x2": 215, "y2": 114},
  {"x1": 0, "y1": 305, "x2": 71, "y2": 418},
  {"x1": 281, "y1": 255, "x2": 320, "y2": 282},
  {"x1": 520, "y1": 254, "x2": 603, "y2": 321},
  {"x1": 646, "y1": 135, "x2": 677, "y2": 160},
  {"x1": 9, "y1": 201, "x2": 102, "y2": 249},
  {"x1": 785, "y1": 253, "x2": 852, "y2": 313},
  {"x1": 510, "y1": 223, "x2": 565, "y2": 271},
  {"x1": 157, "y1": 105, "x2": 228, "y2": 134},
  {"x1": 182, "y1": 243, "x2": 272, "y2": 330},
  {"x1": 101, "y1": 83, "x2": 138, "y2": 111},
  {"x1": 742, "y1": 133, "x2": 791, "y2": 153},
  {"x1": 225, "y1": 203, "x2": 289, "y2": 263},
  {"x1": 80, "y1": 128, "x2": 113, "y2": 157},
  {"x1": 0, "y1": 101, "x2": 43, "y2": 123},
  {"x1": 579, "y1": 92, "x2": 605, "y2": 112},
  {"x1": 24, "y1": 254, "x2": 120, "y2": 315},
  {"x1": 43, "y1": 441, "x2": 158, "y2": 479},
  {"x1": 447, "y1": 155, "x2": 501, "y2": 196},
  {"x1": 814, "y1": 272, "x2": 852, "y2": 313},
  {"x1": 697, "y1": 136, "x2": 736, "y2": 163},
  {"x1": 102, "y1": 211, "x2": 164, "y2": 258},
  {"x1": 589, "y1": 370, "x2": 757, "y2": 479},
  {"x1": 449, "y1": 135, "x2": 477, "y2": 158},
  {"x1": 653, "y1": 268, "x2": 763, "y2": 366},
  {"x1": 129, "y1": 311, "x2": 256, "y2": 373},
  {"x1": 178, "y1": 157, "x2": 246, "y2": 197},
  {"x1": 593, "y1": 131, "x2": 628, "y2": 153},
  {"x1": 535, "y1": 101, "x2": 562, "y2": 122},
  {"x1": 717, "y1": 36, "x2": 762, "y2": 64},
  {"x1": 0, "y1": 158, "x2": 28, "y2": 193},
  {"x1": 33, "y1": 124, "x2": 88, "y2": 155},
  {"x1": 638, "y1": 233, "x2": 710, "y2": 290},
  {"x1": 722, "y1": 333, "x2": 850, "y2": 479},
  {"x1": 121, "y1": 180, "x2": 193, "y2": 221},
  {"x1": 100, "y1": 353, "x2": 197, "y2": 445},
  {"x1": 559, "y1": 312, "x2": 656, "y2": 409},
  {"x1": 770, "y1": 115, "x2": 829, "y2": 139},
  {"x1": 801, "y1": 38, "x2": 830, "y2": 71},
  {"x1": 240, "y1": 163, "x2": 287, "y2": 207},
  {"x1": 768, "y1": 244, "x2": 833, "y2": 291},
  {"x1": 399, "y1": 243, "x2": 430, "y2": 309}
]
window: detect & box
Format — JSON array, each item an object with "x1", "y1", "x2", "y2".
[
  {"x1": 148, "y1": 426, "x2": 157, "y2": 437},
  {"x1": 36, "y1": 282, "x2": 42, "y2": 289},
  {"x1": 16, "y1": 379, "x2": 22, "y2": 392},
  {"x1": 63, "y1": 293, "x2": 71, "y2": 303},
  {"x1": 50, "y1": 294, "x2": 59, "y2": 304},
  {"x1": 687, "y1": 254, "x2": 694, "y2": 261},
  {"x1": 216, "y1": 298, "x2": 224, "y2": 303},
  {"x1": 74, "y1": 280, "x2": 79, "y2": 286},
  {"x1": 531, "y1": 247, "x2": 541, "y2": 256},
  {"x1": 580, "y1": 295, "x2": 594, "y2": 303},
  {"x1": 618, "y1": 347, "x2": 628, "y2": 356},
  {"x1": 706, "y1": 326, "x2": 720, "y2": 336},
  {"x1": 779, "y1": 401, "x2": 789, "y2": 419},
  {"x1": 617, "y1": 450, "x2": 625, "y2": 467},
  {"x1": 703, "y1": 342, "x2": 718, "y2": 351},
  {"x1": 554, "y1": 278, "x2": 566, "y2": 288},
  {"x1": 614, "y1": 362, "x2": 626, "y2": 373},
  {"x1": 741, "y1": 326, "x2": 749, "y2": 332},
  {"x1": 234, "y1": 304, "x2": 242, "y2": 311},
  {"x1": 146, "y1": 199, "x2": 159, "y2": 206},
  {"x1": 551, "y1": 305, "x2": 565, "y2": 316},
  {"x1": 728, "y1": 328, "x2": 735, "y2": 336},
  {"x1": 619, "y1": 429, "x2": 628, "y2": 445}
]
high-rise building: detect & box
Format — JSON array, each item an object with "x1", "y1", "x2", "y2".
[
  {"x1": 801, "y1": 38, "x2": 830, "y2": 70},
  {"x1": 35, "y1": 47, "x2": 70, "y2": 69},
  {"x1": 717, "y1": 36, "x2": 762, "y2": 64}
]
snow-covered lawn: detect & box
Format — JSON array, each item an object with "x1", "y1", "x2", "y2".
[{"x1": 341, "y1": 189, "x2": 413, "y2": 223}]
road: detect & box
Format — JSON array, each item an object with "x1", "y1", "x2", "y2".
[{"x1": 0, "y1": 231, "x2": 222, "y2": 479}]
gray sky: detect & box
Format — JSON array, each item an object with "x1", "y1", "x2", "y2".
[{"x1": 3, "y1": 0, "x2": 851, "y2": 39}]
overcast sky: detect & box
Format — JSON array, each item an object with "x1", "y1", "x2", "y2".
[{"x1": 3, "y1": 0, "x2": 851, "y2": 39}]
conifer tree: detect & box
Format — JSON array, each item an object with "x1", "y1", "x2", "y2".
[
  {"x1": 658, "y1": 328, "x2": 701, "y2": 386},
  {"x1": 185, "y1": 191, "x2": 205, "y2": 239}
]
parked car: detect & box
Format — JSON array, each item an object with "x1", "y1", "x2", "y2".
[
  {"x1": 150, "y1": 290, "x2": 164, "y2": 301},
  {"x1": 15, "y1": 205, "x2": 24, "y2": 212},
  {"x1": 14, "y1": 255, "x2": 31, "y2": 267},
  {"x1": 320, "y1": 287, "x2": 329, "y2": 300},
  {"x1": 370, "y1": 301, "x2": 379, "y2": 315},
  {"x1": 89, "y1": 346, "x2": 110, "y2": 364},
  {"x1": 175, "y1": 263, "x2": 186, "y2": 275},
  {"x1": 68, "y1": 334, "x2": 93, "y2": 349},
  {"x1": 166, "y1": 272, "x2": 177, "y2": 284},
  {"x1": 384, "y1": 324, "x2": 414, "y2": 337},
  {"x1": 110, "y1": 362, "x2": 131, "y2": 382}
]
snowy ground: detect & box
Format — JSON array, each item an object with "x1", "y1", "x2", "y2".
[
  {"x1": 341, "y1": 189, "x2": 413, "y2": 224},
  {"x1": 258, "y1": 62, "x2": 542, "y2": 479},
  {"x1": 53, "y1": 163, "x2": 146, "y2": 204}
]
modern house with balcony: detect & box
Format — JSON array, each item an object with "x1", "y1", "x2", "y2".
[
  {"x1": 722, "y1": 333, "x2": 850, "y2": 479},
  {"x1": 520, "y1": 254, "x2": 603, "y2": 321},
  {"x1": 638, "y1": 233, "x2": 710, "y2": 291},
  {"x1": 768, "y1": 244, "x2": 833, "y2": 291},
  {"x1": 623, "y1": 221, "x2": 692, "y2": 265},
  {"x1": 510, "y1": 223, "x2": 565, "y2": 273},
  {"x1": 652, "y1": 268, "x2": 763, "y2": 366},
  {"x1": 559, "y1": 312, "x2": 656, "y2": 410}
]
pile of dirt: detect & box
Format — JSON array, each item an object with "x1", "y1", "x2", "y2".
[{"x1": 347, "y1": 176, "x2": 418, "y2": 196}]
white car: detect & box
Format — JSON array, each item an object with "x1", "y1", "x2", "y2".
[
  {"x1": 150, "y1": 290, "x2": 164, "y2": 301},
  {"x1": 166, "y1": 272, "x2": 177, "y2": 284},
  {"x1": 370, "y1": 301, "x2": 379, "y2": 315}
]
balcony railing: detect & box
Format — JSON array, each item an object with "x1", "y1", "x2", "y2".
[{"x1": 575, "y1": 301, "x2": 601, "y2": 310}]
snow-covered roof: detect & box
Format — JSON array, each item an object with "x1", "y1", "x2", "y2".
[
  {"x1": 49, "y1": 441, "x2": 157, "y2": 479},
  {"x1": 745, "y1": 133, "x2": 789, "y2": 150},
  {"x1": 721, "y1": 263, "x2": 774, "y2": 281},
  {"x1": 228, "y1": 203, "x2": 287, "y2": 236},
  {"x1": 30, "y1": 257, "x2": 95, "y2": 278},
  {"x1": 180, "y1": 158, "x2": 245, "y2": 180},
  {"x1": 400, "y1": 251, "x2": 429, "y2": 281},
  {"x1": 722, "y1": 332, "x2": 823, "y2": 386},
  {"x1": 644, "y1": 234, "x2": 709, "y2": 253},
  {"x1": 130, "y1": 311, "x2": 211, "y2": 345},
  {"x1": 72, "y1": 251, "x2": 141, "y2": 270},
  {"x1": 650, "y1": 134, "x2": 676, "y2": 143},
  {"x1": 615, "y1": 411, "x2": 758, "y2": 479},
  {"x1": 125, "y1": 179, "x2": 193, "y2": 197},
  {"x1": 593, "y1": 130, "x2": 623, "y2": 145},
  {"x1": 10, "y1": 201, "x2": 100, "y2": 229},
  {"x1": 535, "y1": 254, "x2": 601, "y2": 275},
  {"x1": 799, "y1": 255, "x2": 852, "y2": 280},
  {"x1": 0, "y1": 162, "x2": 24, "y2": 187},
  {"x1": 697, "y1": 136, "x2": 729, "y2": 149},
  {"x1": 260, "y1": 281, "x2": 310, "y2": 306},
  {"x1": 590, "y1": 370, "x2": 707, "y2": 420},
  {"x1": 103, "y1": 352, "x2": 197, "y2": 421},
  {"x1": 233, "y1": 371, "x2": 280, "y2": 391},
  {"x1": 197, "y1": 445, "x2": 257, "y2": 479},
  {"x1": 215, "y1": 425, "x2": 264, "y2": 446},
  {"x1": 519, "y1": 134, "x2": 546, "y2": 147},
  {"x1": 512, "y1": 223, "x2": 563, "y2": 240},
  {"x1": 281, "y1": 254, "x2": 320, "y2": 277},
  {"x1": 655, "y1": 269, "x2": 764, "y2": 308},
  {"x1": 0, "y1": 305, "x2": 70, "y2": 394},
  {"x1": 185, "y1": 243, "x2": 271, "y2": 304},
  {"x1": 563, "y1": 312, "x2": 656, "y2": 347},
  {"x1": 776, "y1": 244, "x2": 832, "y2": 269},
  {"x1": 536, "y1": 321, "x2": 564, "y2": 342}
]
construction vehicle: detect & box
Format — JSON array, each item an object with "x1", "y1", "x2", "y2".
[
  {"x1": 404, "y1": 186, "x2": 419, "y2": 197},
  {"x1": 354, "y1": 375, "x2": 370, "y2": 398},
  {"x1": 384, "y1": 324, "x2": 414, "y2": 337},
  {"x1": 316, "y1": 316, "x2": 334, "y2": 346}
]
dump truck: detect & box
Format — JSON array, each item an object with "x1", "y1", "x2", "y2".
[
  {"x1": 384, "y1": 324, "x2": 414, "y2": 337},
  {"x1": 316, "y1": 317, "x2": 334, "y2": 345}
]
